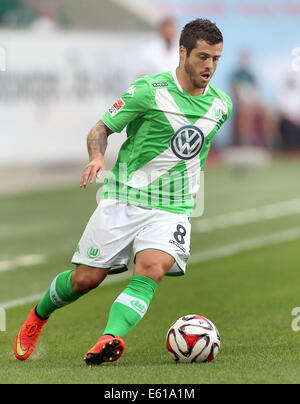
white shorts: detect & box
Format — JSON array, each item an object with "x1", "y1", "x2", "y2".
[{"x1": 72, "y1": 199, "x2": 191, "y2": 276}]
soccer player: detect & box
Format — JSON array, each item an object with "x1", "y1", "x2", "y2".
[{"x1": 14, "y1": 18, "x2": 232, "y2": 365}]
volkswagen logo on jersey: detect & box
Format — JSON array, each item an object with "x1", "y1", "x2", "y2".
[{"x1": 171, "y1": 125, "x2": 205, "y2": 160}]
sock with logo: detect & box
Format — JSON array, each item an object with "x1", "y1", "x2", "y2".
[
  {"x1": 35, "y1": 270, "x2": 84, "y2": 319},
  {"x1": 103, "y1": 275, "x2": 157, "y2": 337}
]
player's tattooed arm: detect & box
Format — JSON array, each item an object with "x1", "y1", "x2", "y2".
[
  {"x1": 80, "y1": 120, "x2": 114, "y2": 189},
  {"x1": 87, "y1": 120, "x2": 113, "y2": 160}
]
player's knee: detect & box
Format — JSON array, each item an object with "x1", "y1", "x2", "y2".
[
  {"x1": 136, "y1": 260, "x2": 168, "y2": 284},
  {"x1": 72, "y1": 266, "x2": 105, "y2": 293},
  {"x1": 72, "y1": 274, "x2": 99, "y2": 293}
]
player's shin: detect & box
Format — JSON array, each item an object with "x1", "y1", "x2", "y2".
[
  {"x1": 35, "y1": 270, "x2": 85, "y2": 319},
  {"x1": 103, "y1": 275, "x2": 157, "y2": 337}
]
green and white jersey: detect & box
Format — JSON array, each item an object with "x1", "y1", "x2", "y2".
[{"x1": 101, "y1": 70, "x2": 233, "y2": 216}]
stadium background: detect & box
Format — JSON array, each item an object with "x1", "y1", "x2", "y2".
[{"x1": 0, "y1": 0, "x2": 300, "y2": 384}]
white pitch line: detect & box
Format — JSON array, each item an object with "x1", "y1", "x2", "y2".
[
  {"x1": 0, "y1": 270, "x2": 130, "y2": 310},
  {"x1": 194, "y1": 198, "x2": 300, "y2": 233},
  {"x1": 189, "y1": 226, "x2": 300, "y2": 264},
  {"x1": 2, "y1": 226, "x2": 300, "y2": 310},
  {"x1": 2, "y1": 197, "x2": 299, "y2": 274},
  {"x1": 2, "y1": 294, "x2": 46, "y2": 310},
  {"x1": 0, "y1": 254, "x2": 47, "y2": 273}
]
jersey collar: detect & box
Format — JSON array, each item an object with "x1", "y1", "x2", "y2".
[{"x1": 171, "y1": 68, "x2": 209, "y2": 96}]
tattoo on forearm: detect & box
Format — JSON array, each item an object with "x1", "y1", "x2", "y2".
[{"x1": 87, "y1": 121, "x2": 113, "y2": 159}]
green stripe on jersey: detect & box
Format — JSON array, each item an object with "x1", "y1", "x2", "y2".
[{"x1": 102, "y1": 70, "x2": 233, "y2": 215}]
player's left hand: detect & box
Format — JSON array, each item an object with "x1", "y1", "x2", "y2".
[{"x1": 80, "y1": 154, "x2": 105, "y2": 188}]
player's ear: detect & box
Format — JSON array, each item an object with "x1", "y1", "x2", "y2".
[{"x1": 179, "y1": 45, "x2": 187, "y2": 61}]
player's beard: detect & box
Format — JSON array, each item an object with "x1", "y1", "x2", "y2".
[{"x1": 184, "y1": 58, "x2": 210, "y2": 90}]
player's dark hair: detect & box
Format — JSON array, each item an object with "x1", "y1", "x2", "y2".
[{"x1": 180, "y1": 19, "x2": 223, "y2": 56}]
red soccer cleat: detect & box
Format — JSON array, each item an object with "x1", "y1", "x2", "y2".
[
  {"x1": 14, "y1": 306, "x2": 48, "y2": 361},
  {"x1": 84, "y1": 335, "x2": 125, "y2": 366}
]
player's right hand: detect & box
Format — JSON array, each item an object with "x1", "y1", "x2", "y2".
[{"x1": 80, "y1": 154, "x2": 105, "y2": 188}]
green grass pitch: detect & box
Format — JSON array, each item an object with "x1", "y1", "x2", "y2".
[{"x1": 1, "y1": 158, "x2": 300, "y2": 384}]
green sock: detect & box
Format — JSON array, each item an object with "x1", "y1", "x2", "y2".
[
  {"x1": 103, "y1": 275, "x2": 158, "y2": 338},
  {"x1": 36, "y1": 270, "x2": 84, "y2": 319}
]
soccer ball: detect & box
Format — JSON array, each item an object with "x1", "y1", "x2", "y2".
[{"x1": 166, "y1": 314, "x2": 220, "y2": 363}]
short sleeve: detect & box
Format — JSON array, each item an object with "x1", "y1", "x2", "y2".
[
  {"x1": 223, "y1": 97, "x2": 233, "y2": 124},
  {"x1": 101, "y1": 77, "x2": 151, "y2": 133},
  {"x1": 216, "y1": 96, "x2": 233, "y2": 132}
]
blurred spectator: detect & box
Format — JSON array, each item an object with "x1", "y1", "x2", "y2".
[
  {"x1": 0, "y1": 0, "x2": 35, "y2": 28},
  {"x1": 30, "y1": 3, "x2": 59, "y2": 32},
  {"x1": 277, "y1": 76, "x2": 300, "y2": 150},
  {"x1": 230, "y1": 50, "x2": 269, "y2": 147},
  {"x1": 137, "y1": 17, "x2": 179, "y2": 76},
  {"x1": 0, "y1": 0, "x2": 20, "y2": 25}
]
